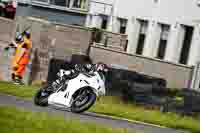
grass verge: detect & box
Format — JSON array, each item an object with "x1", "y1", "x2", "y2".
[
  {"x1": 0, "y1": 81, "x2": 37, "y2": 99},
  {"x1": 0, "y1": 81, "x2": 199, "y2": 133},
  {"x1": 0, "y1": 106, "x2": 133, "y2": 133}
]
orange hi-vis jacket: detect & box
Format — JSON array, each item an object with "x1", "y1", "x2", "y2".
[{"x1": 12, "y1": 37, "x2": 32, "y2": 67}]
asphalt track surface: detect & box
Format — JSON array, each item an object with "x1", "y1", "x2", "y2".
[{"x1": 0, "y1": 93, "x2": 188, "y2": 133}]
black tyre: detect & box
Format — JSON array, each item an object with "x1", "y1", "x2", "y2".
[
  {"x1": 34, "y1": 85, "x2": 52, "y2": 107},
  {"x1": 160, "y1": 98, "x2": 176, "y2": 113},
  {"x1": 71, "y1": 88, "x2": 96, "y2": 113},
  {"x1": 160, "y1": 104, "x2": 169, "y2": 113}
]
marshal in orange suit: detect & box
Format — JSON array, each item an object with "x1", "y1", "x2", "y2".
[{"x1": 12, "y1": 32, "x2": 32, "y2": 84}]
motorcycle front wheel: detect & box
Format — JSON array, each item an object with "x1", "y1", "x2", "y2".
[
  {"x1": 71, "y1": 88, "x2": 96, "y2": 113},
  {"x1": 34, "y1": 84, "x2": 53, "y2": 107}
]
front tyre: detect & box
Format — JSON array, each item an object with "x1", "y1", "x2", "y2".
[
  {"x1": 34, "y1": 85, "x2": 52, "y2": 107},
  {"x1": 71, "y1": 88, "x2": 97, "y2": 113}
]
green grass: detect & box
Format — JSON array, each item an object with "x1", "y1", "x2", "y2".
[
  {"x1": 0, "y1": 81, "x2": 200, "y2": 133},
  {"x1": 0, "y1": 81, "x2": 37, "y2": 99},
  {"x1": 0, "y1": 106, "x2": 133, "y2": 133},
  {"x1": 90, "y1": 96, "x2": 200, "y2": 133}
]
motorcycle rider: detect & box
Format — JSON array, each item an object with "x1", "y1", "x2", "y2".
[
  {"x1": 74, "y1": 63, "x2": 93, "y2": 73},
  {"x1": 51, "y1": 63, "x2": 95, "y2": 91},
  {"x1": 64, "y1": 62, "x2": 108, "y2": 80}
]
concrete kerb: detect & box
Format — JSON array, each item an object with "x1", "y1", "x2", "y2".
[{"x1": 91, "y1": 112, "x2": 188, "y2": 133}]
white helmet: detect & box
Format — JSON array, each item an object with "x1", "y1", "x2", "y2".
[{"x1": 15, "y1": 34, "x2": 24, "y2": 42}]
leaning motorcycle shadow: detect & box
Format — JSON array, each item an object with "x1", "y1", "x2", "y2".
[
  {"x1": 48, "y1": 104, "x2": 70, "y2": 112},
  {"x1": 49, "y1": 104, "x2": 120, "y2": 121}
]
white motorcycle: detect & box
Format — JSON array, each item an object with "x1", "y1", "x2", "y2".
[{"x1": 34, "y1": 63, "x2": 108, "y2": 113}]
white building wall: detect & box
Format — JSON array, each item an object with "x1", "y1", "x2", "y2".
[
  {"x1": 114, "y1": 0, "x2": 155, "y2": 20},
  {"x1": 91, "y1": 15, "x2": 102, "y2": 28},
  {"x1": 188, "y1": 24, "x2": 200, "y2": 66},
  {"x1": 89, "y1": 0, "x2": 200, "y2": 66},
  {"x1": 85, "y1": 14, "x2": 92, "y2": 27},
  {"x1": 164, "y1": 24, "x2": 186, "y2": 63},
  {"x1": 115, "y1": 0, "x2": 200, "y2": 26},
  {"x1": 126, "y1": 17, "x2": 141, "y2": 54},
  {"x1": 109, "y1": 17, "x2": 120, "y2": 33},
  {"x1": 154, "y1": 0, "x2": 200, "y2": 25},
  {"x1": 143, "y1": 21, "x2": 161, "y2": 57},
  {"x1": 89, "y1": 0, "x2": 113, "y2": 15}
]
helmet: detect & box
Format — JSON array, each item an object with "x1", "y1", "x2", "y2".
[
  {"x1": 83, "y1": 63, "x2": 93, "y2": 72},
  {"x1": 85, "y1": 63, "x2": 92, "y2": 70},
  {"x1": 96, "y1": 62, "x2": 108, "y2": 73},
  {"x1": 15, "y1": 34, "x2": 23, "y2": 42}
]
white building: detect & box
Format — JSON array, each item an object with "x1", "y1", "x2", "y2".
[
  {"x1": 86, "y1": 0, "x2": 200, "y2": 66},
  {"x1": 14, "y1": 0, "x2": 200, "y2": 66}
]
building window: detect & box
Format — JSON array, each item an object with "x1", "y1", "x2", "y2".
[
  {"x1": 157, "y1": 24, "x2": 170, "y2": 59},
  {"x1": 32, "y1": 0, "x2": 88, "y2": 10},
  {"x1": 32, "y1": 0, "x2": 49, "y2": 4},
  {"x1": 197, "y1": 0, "x2": 200, "y2": 6},
  {"x1": 179, "y1": 25, "x2": 194, "y2": 65},
  {"x1": 100, "y1": 15, "x2": 108, "y2": 30},
  {"x1": 50, "y1": 0, "x2": 70, "y2": 7},
  {"x1": 101, "y1": 19, "x2": 107, "y2": 29},
  {"x1": 72, "y1": 0, "x2": 87, "y2": 9},
  {"x1": 118, "y1": 18, "x2": 127, "y2": 34},
  {"x1": 136, "y1": 20, "x2": 148, "y2": 55}
]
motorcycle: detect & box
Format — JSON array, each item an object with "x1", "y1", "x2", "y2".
[{"x1": 34, "y1": 63, "x2": 108, "y2": 113}]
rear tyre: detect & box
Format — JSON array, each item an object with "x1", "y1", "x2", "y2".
[{"x1": 71, "y1": 88, "x2": 96, "y2": 113}]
